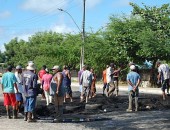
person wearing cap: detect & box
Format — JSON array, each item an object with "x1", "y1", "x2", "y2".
[
  {"x1": 1, "y1": 65, "x2": 19, "y2": 119},
  {"x1": 22, "y1": 62, "x2": 37, "y2": 122},
  {"x1": 15, "y1": 65, "x2": 24, "y2": 114},
  {"x1": 126, "y1": 65, "x2": 141, "y2": 112},
  {"x1": 41, "y1": 68, "x2": 53, "y2": 106},
  {"x1": 156, "y1": 61, "x2": 170, "y2": 100},
  {"x1": 62, "y1": 65, "x2": 73, "y2": 102},
  {"x1": 51, "y1": 65, "x2": 65, "y2": 121},
  {"x1": 80, "y1": 65, "x2": 93, "y2": 103}
]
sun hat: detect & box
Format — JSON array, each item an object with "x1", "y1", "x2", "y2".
[{"x1": 26, "y1": 62, "x2": 36, "y2": 70}]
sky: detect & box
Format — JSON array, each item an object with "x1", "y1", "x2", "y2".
[{"x1": 0, "y1": 0, "x2": 169, "y2": 52}]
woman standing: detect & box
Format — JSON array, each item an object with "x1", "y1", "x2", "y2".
[{"x1": 41, "y1": 68, "x2": 53, "y2": 106}]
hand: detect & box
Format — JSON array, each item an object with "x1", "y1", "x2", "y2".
[
  {"x1": 56, "y1": 91, "x2": 59, "y2": 95},
  {"x1": 133, "y1": 86, "x2": 136, "y2": 92}
]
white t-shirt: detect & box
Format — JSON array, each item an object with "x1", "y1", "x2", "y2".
[
  {"x1": 106, "y1": 67, "x2": 113, "y2": 83},
  {"x1": 158, "y1": 64, "x2": 170, "y2": 80},
  {"x1": 14, "y1": 72, "x2": 24, "y2": 93}
]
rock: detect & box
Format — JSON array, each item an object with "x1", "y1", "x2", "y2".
[{"x1": 85, "y1": 104, "x2": 102, "y2": 110}]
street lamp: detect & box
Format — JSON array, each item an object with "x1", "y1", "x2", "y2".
[
  {"x1": 58, "y1": 1, "x2": 85, "y2": 70},
  {"x1": 58, "y1": 8, "x2": 81, "y2": 33}
]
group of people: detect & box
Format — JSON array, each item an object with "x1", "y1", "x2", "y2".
[
  {"x1": 0, "y1": 60, "x2": 169, "y2": 122},
  {"x1": 0, "y1": 61, "x2": 74, "y2": 122}
]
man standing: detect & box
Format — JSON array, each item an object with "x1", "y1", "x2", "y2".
[
  {"x1": 1, "y1": 65, "x2": 19, "y2": 119},
  {"x1": 80, "y1": 65, "x2": 92, "y2": 103},
  {"x1": 102, "y1": 65, "x2": 109, "y2": 95},
  {"x1": 78, "y1": 65, "x2": 85, "y2": 93},
  {"x1": 62, "y1": 65, "x2": 73, "y2": 102},
  {"x1": 126, "y1": 65, "x2": 141, "y2": 112},
  {"x1": 15, "y1": 65, "x2": 24, "y2": 114},
  {"x1": 51, "y1": 65, "x2": 65, "y2": 121},
  {"x1": 22, "y1": 62, "x2": 37, "y2": 122},
  {"x1": 156, "y1": 61, "x2": 170, "y2": 100}
]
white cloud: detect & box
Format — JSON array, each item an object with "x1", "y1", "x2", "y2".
[
  {"x1": 0, "y1": 11, "x2": 11, "y2": 19},
  {"x1": 22, "y1": 0, "x2": 68, "y2": 13},
  {"x1": 51, "y1": 24, "x2": 75, "y2": 34},
  {"x1": 17, "y1": 34, "x2": 32, "y2": 41},
  {"x1": 112, "y1": 0, "x2": 132, "y2": 8}
]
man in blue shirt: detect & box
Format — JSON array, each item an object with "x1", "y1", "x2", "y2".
[
  {"x1": 22, "y1": 62, "x2": 37, "y2": 122},
  {"x1": 126, "y1": 65, "x2": 141, "y2": 112},
  {"x1": 1, "y1": 65, "x2": 19, "y2": 119}
]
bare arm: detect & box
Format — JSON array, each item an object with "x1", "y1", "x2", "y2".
[
  {"x1": 55, "y1": 73, "x2": 63, "y2": 94},
  {"x1": 14, "y1": 83, "x2": 19, "y2": 93}
]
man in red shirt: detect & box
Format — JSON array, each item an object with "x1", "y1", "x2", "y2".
[{"x1": 38, "y1": 65, "x2": 46, "y2": 99}]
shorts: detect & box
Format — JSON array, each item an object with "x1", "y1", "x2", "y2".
[
  {"x1": 24, "y1": 96, "x2": 36, "y2": 112},
  {"x1": 103, "y1": 83, "x2": 109, "y2": 89},
  {"x1": 3, "y1": 93, "x2": 16, "y2": 106},
  {"x1": 64, "y1": 86, "x2": 72, "y2": 95},
  {"x1": 161, "y1": 79, "x2": 169, "y2": 92},
  {"x1": 15, "y1": 93, "x2": 23, "y2": 102}
]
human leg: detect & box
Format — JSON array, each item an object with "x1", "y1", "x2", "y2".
[
  {"x1": 127, "y1": 91, "x2": 133, "y2": 111},
  {"x1": 26, "y1": 96, "x2": 36, "y2": 122},
  {"x1": 44, "y1": 90, "x2": 49, "y2": 105},
  {"x1": 54, "y1": 94, "x2": 64, "y2": 120},
  {"x1": 135, "y1": 90, "x2": 139, "y2": 111},
  {"x1": 161, "y1": 81, "x2": 166, "y2": 100},
  {"x1": 114, "y1": 80, "x2": 119, "y2": 96},
  {"x1": 9, "y1": 93, "x2": 17, "y2": 119},
  {"x1": 107, "y1": 82, "x2": 115, "y2": 97}
]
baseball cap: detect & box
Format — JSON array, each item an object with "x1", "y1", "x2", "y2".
[
  {"x1": 52, "y1": 65, "x2": 60, "y2": 70},
  {"x1": 16, "y1": 65, "x2": 22, "y2": 69},
  {"x1": 130, "y1": 65, "x2": 136, "y2": 70}
]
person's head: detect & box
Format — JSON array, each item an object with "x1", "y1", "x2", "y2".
[
  {"x1": 42, "y1": 65, "x2": 46, "y2": 70},
  {"x1": 129, "y1": 62, "x2": 135, "y2": 67},
  {"x1": 7, "y1": 65, "x2": 13, "y2": 72},
  {"x1": 26, "y1": 62, "x2": 36, "y2": 72},
  {"x1": 130, "y1": 65, "x2": 136, "y2": 71},
  {"x1": 63, "y1": 65, "x2": 67, "y2": 70},
  {"x1": 106, "y1": 65, "x2": 109, "y2": 69},
  {"x1": 110, "y1": 63, "x2": 114, "y2": 68},
  {"x1": 16, "y1": 65, "x2": 22, "y2": 73},
  {"x1": 82, "y1": 65, "x2": 86, "y2": 70},
  {"x1": 156, "y1": 61, "x2": 161, "y2": 68},
  {"x1": 45, "y1": 68, "x2": 49, "y2": 73},
  {"x1": 90, "y1": 68, "x2": 94, "y2": 73},
  {"x1": 52, "y1": 65, "x2": 60, "y2": 74}
]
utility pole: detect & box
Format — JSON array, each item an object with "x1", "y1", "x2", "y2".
[{"x1": 80, "y1": 0, "x2": 86, "y2": 70}]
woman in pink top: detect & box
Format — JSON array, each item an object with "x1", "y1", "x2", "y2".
[{"x1": 41, "y1": 68, "x2": 53, "y2": 106}]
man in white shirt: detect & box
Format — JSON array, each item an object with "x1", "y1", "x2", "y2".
[
  {"x1": 80, "y1": 65, "x2": 92, "y2": 103},
  {"x1": 157, "y1": 61, "x2": 170, "y2": 100},
  {"x1": 106, "y1": 63, "x2": 121, "y2": 97}
]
